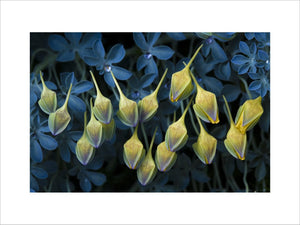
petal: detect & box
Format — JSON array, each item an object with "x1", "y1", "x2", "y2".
[
  {"x1": 106, "y1": 44, "x2": 125, "y2": 64},
  {"x1": 104, "y1": 72, "x2": 115, "y2": 87},
  {"x1": 137, "y1": 55, "x2": 148, "y2": 71},
  {"x1": 56, "y1": 50, "x2": 75, "y2": 62},
  {"x1": 31, "y1": 166, "x2": 48, "y2": 179},
  {"x1": 85, "y1": 171, "x2": 106, "y2": 186},
  {"x1": 65, "y1": 32, "x2": 82, "y2": 45},
  {"x1": 133, "y1": 33, "x2": 149, "y2": 50},
  {"x1": 238, "y1": 63, "x2": 251, "y2": 74},
  {"x1": 72, "y1": 81, "x2": 93, "y2": 94},
  {"x1": 30, "y1": 139, "x2": 43, "y2": 162},
  {"x1": 239, "y1": 41, "x2": 250, "y2": 56},
  {"x1": 80, "y1": 177, "x2": 92, "y2": 192},
  {"x1": 151, "y1": 45, "x2": 174, "y2": 60},
  {"x1": 147, "y1": 32, "x2": 161, "y2": 47},
  {"x1": 93, "y1": 39, "x2": 106, "y2": 58},
  {"x1": 48, "y1": 34, "x2": 68, "y2": 51},
  {"x1": 145, "y1": 57, "x2": 158, "y2": 76},
  {"x1": 37, "y1": 132, "x2": 58, "y2": 150},
  {"x1": 257, "y1": 50, "x2": 269, "y2": 61},
  {"x1": 68, "y1": 95, "x2": 86, "y2": 112},
  {"x1": 248, "y1": 72, "x2": 261, "y2": 80},
  {"x1": 222, "y1": 84, "x2": 241, "y2": 102},
  {"x1": 231, "y1": 55, "x2": 249, "y2": 65},
  {"x1": 111, "y1": 66, "x2": 132, "y2": 80},
  {"x1": 211, "y1": 41, "x2": 228, "y2": 63},
  {"x1": 167, "y1": 32, "x2": 186, "y2": 41}
]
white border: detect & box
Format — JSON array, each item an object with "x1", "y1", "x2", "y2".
[{"x1": 1, "y1": 1, "x2": 299, "y2": 224}]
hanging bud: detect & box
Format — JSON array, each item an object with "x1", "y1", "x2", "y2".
[
  {"x1": 137, "y1": 127, "x2": 158, "y2": 186},
  {"x1": 138, "y1": 68, "x2": 168, "y2": 123},
  {"x1": 110, "y1": 71, "x2": 138, "y2": 127},
  {"x1": 192, "y1": 116, "x2": 217, "y2": 164},
  {"x1": 123, "y1": 124, "x2": 145, "y2": 169},
  {"x1": 155, "y1": 142, "x2": 177, "y2": 172},
  {"x1": 48, "y1": 83, "x2": 72, "y2": 136},
  {"x1": 76, "y1": 112, "x2": 95, "y2": 165},
  {"x1": 101, "y1": 118, "x2": 115, "y2": 142},
  {"x1": 188, "y1": 69, "x2": 219, "y2": 124},
  {"x1": 89, "y1": 70, "x2": 113, "y2": 124},
  {"x1": 169, "y1": 44, "x2": 203, "y2": 102},
  {"x1": 86, "y1": 98, "x2": 103, "y2": 148},
  {"x1": 223, "y1": 96, "x2": 247, "y2": 160},
  {"x1": 165, "y1": 95, "x2": 194, "y2": 152},
  {"x1": 38, "y1": 71, "x2": 57, "y2": 114},
  {"x1": 235, "y1": 96, "x2": 264, "y2": 134}
]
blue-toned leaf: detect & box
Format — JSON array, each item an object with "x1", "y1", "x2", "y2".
[
  {"x1": 67, "y1": 139, "x2": 76, "y2": 154},
  {"x1": 44, "y1": 81, "x2": 57, "y2": 91},
  {"x1": 140, "y1": 73, "x2": 156, "y2": 88},
  {"x1": 111, "y1": 66, "x2": 132, "y2": 80},
  {"x1": 255, "y1": 33, "x2": 269, "y2": 43},
  {"x1": 133, "y1": 33, "x2": 149, "y2": 50},
  {"x1": 93, "y1": 39, "x2": 105, "y2": 57},
  {"x1": 48, "y1": 34, "x2": 68, "y2": 51},
  {"x1": 231, "y1": 55, "x2": 249, "y2": 65},
  {"x1": 222, "y1": 84, "x2": 241, "y2": 102},
  {"x1": 81, "y1": 33, "x2": 102, "y2": 46},
  {"x1": 60, "y1": 143, "x2": 71, "y2": 162},
  {"x1": 70, "y1": 131, "x2": 82, "y2": 141},
  {"x1": 255, "y1": 160, "x2": 266, "y2": 181},
  {"x1": 211, "y1": 41, "x2": 227, "y2": 62},
  {"x1": 30, "y1": 175, "x2": 39, "y2": 192},
  {"x1": 60, "y1": 72, "x2": 75, "y2": 89},
  {"x1": 202, "y1": 76, "x2": 223, "y2": 96},
  {"x1": 104, "y1": 72, "x2": 115, "y2": 87},
  {"x1": 238, "y1": 63, "x2": 251, "y2": 74},
  {"x1": 151, "y1": 45, "x2": 174, "y2": 60},
  {"x1": 82, "y1": 55, "x2": 102, "y2": 66},
  {"x1": 37, "y1": 133, "x2": 58, "y2": 150},
  {"x1": 191, "y1": 169, "x2": 210, "y2": 183},
  {"x1": 249, "y1": 80, "x2": 262, "y2": 90},
  {"x1": 86, "y1": 155, "x2": 104, "y2": 170},
  {"x1": 30, "y1": 91, "x2": 38, "y2": 107},
  {"x1": 106, "y1": 44, "x2": 125, "y2": 64},
  {"x1": 167, "y1": 32, "x2": 186, "y2": 41},
  {"x1": 85, "y1": 171, "x2": 106, "y2": 186},
  {"x1": 214, "y1": 62, "x2": 231, "y2": 80},
  {"x1": 248, "y1": 72, "x2": 261, "y2": 80},
  {"x1": 147, "y1": 32, "x2": 161, "y2": 47},
  {"x1": 68, "y1": 95, "x2": 86, "y2": 112},
  {"x1": 80, "y1": 177, "x2": 92, "y2": 192},
  {"x1": 137, "y1": 55, "x2": 148, "y2": 71},
  {"x1": 65, "y1": 32, "x2": 82, "y2": 45},
  {"x1": 201, "y1": 41, "x2": 212, "y2": 57},
  {"x1": 145, "y1": 57, "x2": 158, "y2": 76},
  {"x1": 56, "y1": 50, "x2": 75, "y2": 62},
  {"x1": 257, "y1": 50, "x2": 269, "y2": 61},
  {"x1": 239, "y1": 41, "x2": 250, "y2": 56},
  {"x1": 31, "y1": 166, "x2": 48, "y2": 179},
  {"x1": 30, "y1": 139, "x2": 43, "y2": 162},
  {"x1": 72, "y1": 81, "x2": 93, "y2": 94}
]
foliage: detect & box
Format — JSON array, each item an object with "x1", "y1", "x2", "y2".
[{"x1": 30, "y1": 32, "x2": 270, "y2": 192}]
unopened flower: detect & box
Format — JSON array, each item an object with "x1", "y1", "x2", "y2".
[
  {"x1": 89, "y1": 70, "x2": 113, "y2": 124},
  {"x1": 169, "y1": 44, "x2": 202, "y2": 102},
  {"x1": 188, "y1": 69, "x2": 219, "y2": 124},
  {"x1": 235, "y1": 96, "x2": 263, "y2": 134},
  {"x1": 123, "y1": 124, "x2": 145, "y2": 169},
  {"x1": 192, "y1": 116, "x2": 217, "y2": 164},
  {"x1": 111, "y1": 71, "x2": 138, "y2": 127},
  {"x1": 138, "y1": 68, "x2": 168, "y2": 123},
  {"x1": 137, "y1": 127, "x2": 158, "y2": 186},
  {"x1": 86, "y1": 98, "x2": 103, "y2": 148},
  {"x1": 155, "y1": 142, "x2": 177, "y2": 172},
  {"x1": 165, "y1": 96, "x2": 194, "y2": 152},
  {"x1": 38, "y1": 71, "x2": 57, "y2": 114},
  {"x1": 101, "y1": 118, "x2": 115, "y2": 142},
  {"x1": 76, "y1": 112, "x2": 95, "y2": 165},
  {"x1": 223, "y1": 96, "x2": 247, "y2": 160},
  {"x1": 48, "y1": 83, "x2": 72, "y2": 136}
]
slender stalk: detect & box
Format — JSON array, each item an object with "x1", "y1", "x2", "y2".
[
  {"x1": 243, "y1": 160, "x2": 249, "y2": 192},
  {"x1": 239, "y1": 77, "x2": 252, "y2": 99},
  {"x1": 222, "y1": 95, "x2": 234, "y2": 124},
  {"x1": 213, "y1": 161, "x2": 223, "y2": 191},
  {"x1": 153, "y1": 68, "x2": 168, "y2": 98},
  {"x1": 62, "y1": 83, "x2": 73, "y2": 110},
  {"x1": 110, "y1": 71, "x2": 125, "y2": 100},
  {"x1": 188, "y1": 106, "x2": 199, "y2": 135},
  {"x1": 186, "y1": 44, "x2": 203, "y2": 69}
]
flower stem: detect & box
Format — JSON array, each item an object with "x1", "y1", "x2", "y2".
[
  {"x1": 243, "y1": 160, "x2": 249, "y2": 192},
  {"x1": 141, "y1": 122, "x2": 149, "y2": 151},
  {"x1": 239, "y1": 77, "x2": 252, "y2": 99}
]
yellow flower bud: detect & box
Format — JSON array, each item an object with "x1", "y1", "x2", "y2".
[
  {"x1": 235, "y1": 96, "x2": 263, "y2": 134},
  {"x1": 137, "y1": 127, "x2": 158, "y2": 186},
  {"x1": 86, "y1": 98, "x2": 103, "y2": 148},
  {"x1": 165, "y1": 96, "x2": 194, "y2": 152},
  {"x1": 138, "y1": 68, "x2": 168, "y2": 123},
  {"x1": 101, "y1": 118, "x2": 115, "y2": 142},
  {"x1": 38, "y1": 71, "x2": 57, "y2": 114},
  {"x1": 123, "y1": 124, "x2": 145, "y2": 169},
  {"x1": 89, "y1": 70, "x2": 113, "y2": 124},
  {"x1": 110, "y1": 71, "x2": 138, "y2": 127},
  {"x1": 169, "y1": 44, "x2": 203, "y2": 102},
  {"x1": 48, "y1": 83, "x2": 72, "y2": 136},
  {"x1": 155, "y1": 142, "x2": 177, "y2": 172},
  {"x1": 192, "y1": 117, "x2": 217, "y2": 164},
  {"x1": 76, "y1": 112, "x2": 95, "y2": 165},
  {"x1": 188, "y1": 69, "x2": 219, "y2": 124},
  {"x1": 223, "y1": 96, "x2": 247, "y2": 160}
]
